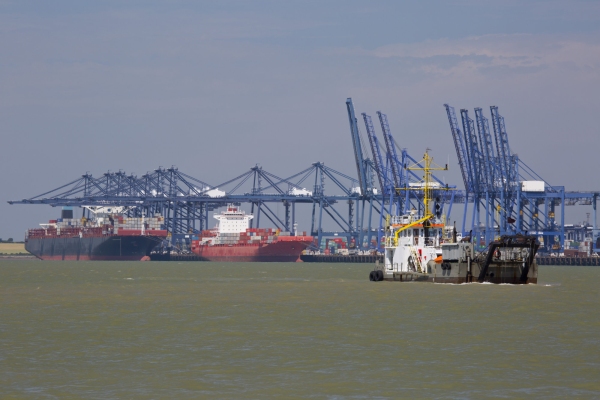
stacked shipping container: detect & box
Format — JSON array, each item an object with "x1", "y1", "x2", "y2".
[{"x1": 26, "y1": 214, "x2": 167, "y2": 239}]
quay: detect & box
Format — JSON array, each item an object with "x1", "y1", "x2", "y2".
[
  {"x1": 149, "y1": 252, "x2": 384, "y2": 263},
  {"x1": 150, "y1": 253, "x2": 203, "y2": 262},
  {"x1": 537, "y1": 256, "x2": 600, "y2": 266},
  {"x1": 149, "y1": 252, "x2": 599, "y2": 265},
  {"x1": 300, "y1": 254, "x2": 383, "y2": 263}
]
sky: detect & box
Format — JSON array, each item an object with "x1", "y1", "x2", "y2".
[{"x1": 1, "y1": 0, "x2": 599, "y2": 239}]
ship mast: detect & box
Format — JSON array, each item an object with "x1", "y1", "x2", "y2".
[
  {"x1": 390, "y1": 150, "x2": 449, "y2": 246},
  {"x1": 404, "y1": 149, "x2": 447, "y2": 219}
]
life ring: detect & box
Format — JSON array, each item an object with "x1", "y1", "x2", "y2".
[{"x1": 494, "y1": 248, "x2": 501, "y2": 258}]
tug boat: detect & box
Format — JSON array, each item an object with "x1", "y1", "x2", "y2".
[{"x1": 369, "y1": 151, "x2": 539, "y2": 284}]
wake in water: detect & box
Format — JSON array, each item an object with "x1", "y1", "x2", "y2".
[{"x1": 433, "y1": 281, "x2": 559, "y2": 286}]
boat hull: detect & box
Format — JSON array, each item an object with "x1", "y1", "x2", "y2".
[
  {"x1": 383, "y1": 272, "x2": 537, "y2": 284},
  {"x1": 25, "y1": 235, "x2": 164, "y2": 261},
  {"x1": 378, "y1": 257, "x2": 538, "y2": 284},
  {"x1": 379, "y1": 235, "x2": 539, "y2": 285},
  {"x1": 192, "y1": 239, "x2": 311, "y2": 262}
]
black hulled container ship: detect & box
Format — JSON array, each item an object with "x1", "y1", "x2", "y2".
[{"x1": 25, "y1": 207, "x2": 168, "y2": 261}]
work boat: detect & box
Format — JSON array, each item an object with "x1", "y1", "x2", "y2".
[
  {"x1": 369, "y1": 150, "x2": 539, "y2": 284},
  {"x1": 372, "y1": 226, "x2": 539, "y2": 284}
]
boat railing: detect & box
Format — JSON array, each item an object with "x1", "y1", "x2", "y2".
[{"x1": 384, "y1": 236, "x2": 396, "y2": 247}]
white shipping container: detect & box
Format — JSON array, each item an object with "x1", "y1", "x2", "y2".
[{"x1": 521, "y1": 181, "x2": 545, "y2": 192}]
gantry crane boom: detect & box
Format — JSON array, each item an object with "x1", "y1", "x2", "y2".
[
  {"x1": 461, "y1": 109, "x2": 485, "y2": 193},
  {"x1": 490, "y1": 106, "x2": 515, "y2": 192},
  {"x1": 346, "y1": 98, "x2": 368, "y2": 194},
  {"x1": 444, "y1": 104, "x2": 471, "y2": 192},
  {"x1": 376, "y1": 111, "x2": 401, "y2": 188},
  {"x1": 474, "y1": 107, "x2": 497, "y2": 192},
  {"x1": 362, "y1": 113, "x2": 387, "y2": 193}
]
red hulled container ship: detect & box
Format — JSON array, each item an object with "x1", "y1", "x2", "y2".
[
  {"x1": 190, "y1": 204, "x2": 313, "y2": 262},
  {"x1": 25, "y1": 207, "x2": 168, "y2": 261}
]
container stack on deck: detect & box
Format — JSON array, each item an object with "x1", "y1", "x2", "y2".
[
  {"x1": 200, "y1": 228, "x2": 307, "y2": 246},
  {"x1": 26, "y1": 215, "x2": 167, "y2": 239},
  {"x1": 112, "y1": 215, "x2": 165, "y2": 235}
]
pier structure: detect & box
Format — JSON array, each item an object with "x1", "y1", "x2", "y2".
[{"x1": 8, "y1": 99, "x2": 600, "y2": 255}]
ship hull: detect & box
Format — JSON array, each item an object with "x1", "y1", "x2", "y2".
[
  {"x1": 192, "y1": 240, "x2": 310, "y2": 262},
  {"x1": 25, "y1": 235, "x2": 164, "y2": 261},
  {"x1": 377, "y1": 258, "x2": 538, "y2": 284},
  {"x1": 378, "y1": 235, "x2": 539, "y2": 285},
  {"x1": 383, "y1": 273, "x2": 537, "y2": 284}
]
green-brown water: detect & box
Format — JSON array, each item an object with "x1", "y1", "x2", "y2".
[{"x1": 1, "y1": 261, "x2": 599, "y2": 399}]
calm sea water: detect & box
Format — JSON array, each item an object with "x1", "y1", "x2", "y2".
[{"x1": 0, "y1": 260, "x2": 599, "y2": 399}]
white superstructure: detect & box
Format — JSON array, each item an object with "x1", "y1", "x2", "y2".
[
  {"x1": 384, "y1": 213, "x2": 445, "y2": 275},
  {"x1": 214, "y1": 204, "x2": 254, "y2": 234}
]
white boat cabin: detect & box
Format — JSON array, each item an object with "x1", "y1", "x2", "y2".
[{"x1": 384, "y1": 213, "x2": 445, "y2": 274}]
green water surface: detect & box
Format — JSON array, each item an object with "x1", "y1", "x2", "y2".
[{"x1": 1, "y1": 261, "x2": 599, "y2": 399}]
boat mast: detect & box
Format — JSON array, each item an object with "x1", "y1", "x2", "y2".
[
  {"x1": 389, "y1": 151, "x2": 449, "y2": 245},
  {"x1": 405, "y1": 150, "x2": 448, "y2": 218}
]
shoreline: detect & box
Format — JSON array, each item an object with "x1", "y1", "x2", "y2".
[{"x1": 0, "y1": 255, "x2": 36, "y2": 260}]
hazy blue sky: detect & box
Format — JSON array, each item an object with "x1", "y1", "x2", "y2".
[{"x1": 1, "y1": 1, "x2": 599, "y2": 239}]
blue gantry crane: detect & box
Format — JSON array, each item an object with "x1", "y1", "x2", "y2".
[
  {"x1": 444, "y1": 103, "x2": 599, "y2": 253},
  {"x1": 8, "y1": 98, "x2": 597, "y2": 255},
  {"x1": 9, "y1": 97, "x2": 461, "y2": 253},
  {"x1": 351, "y1": 98, "x2": 459, "y2": 246},
  {"x1": 9, "y1": 163, "x2": 370, "y2": 250}
]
